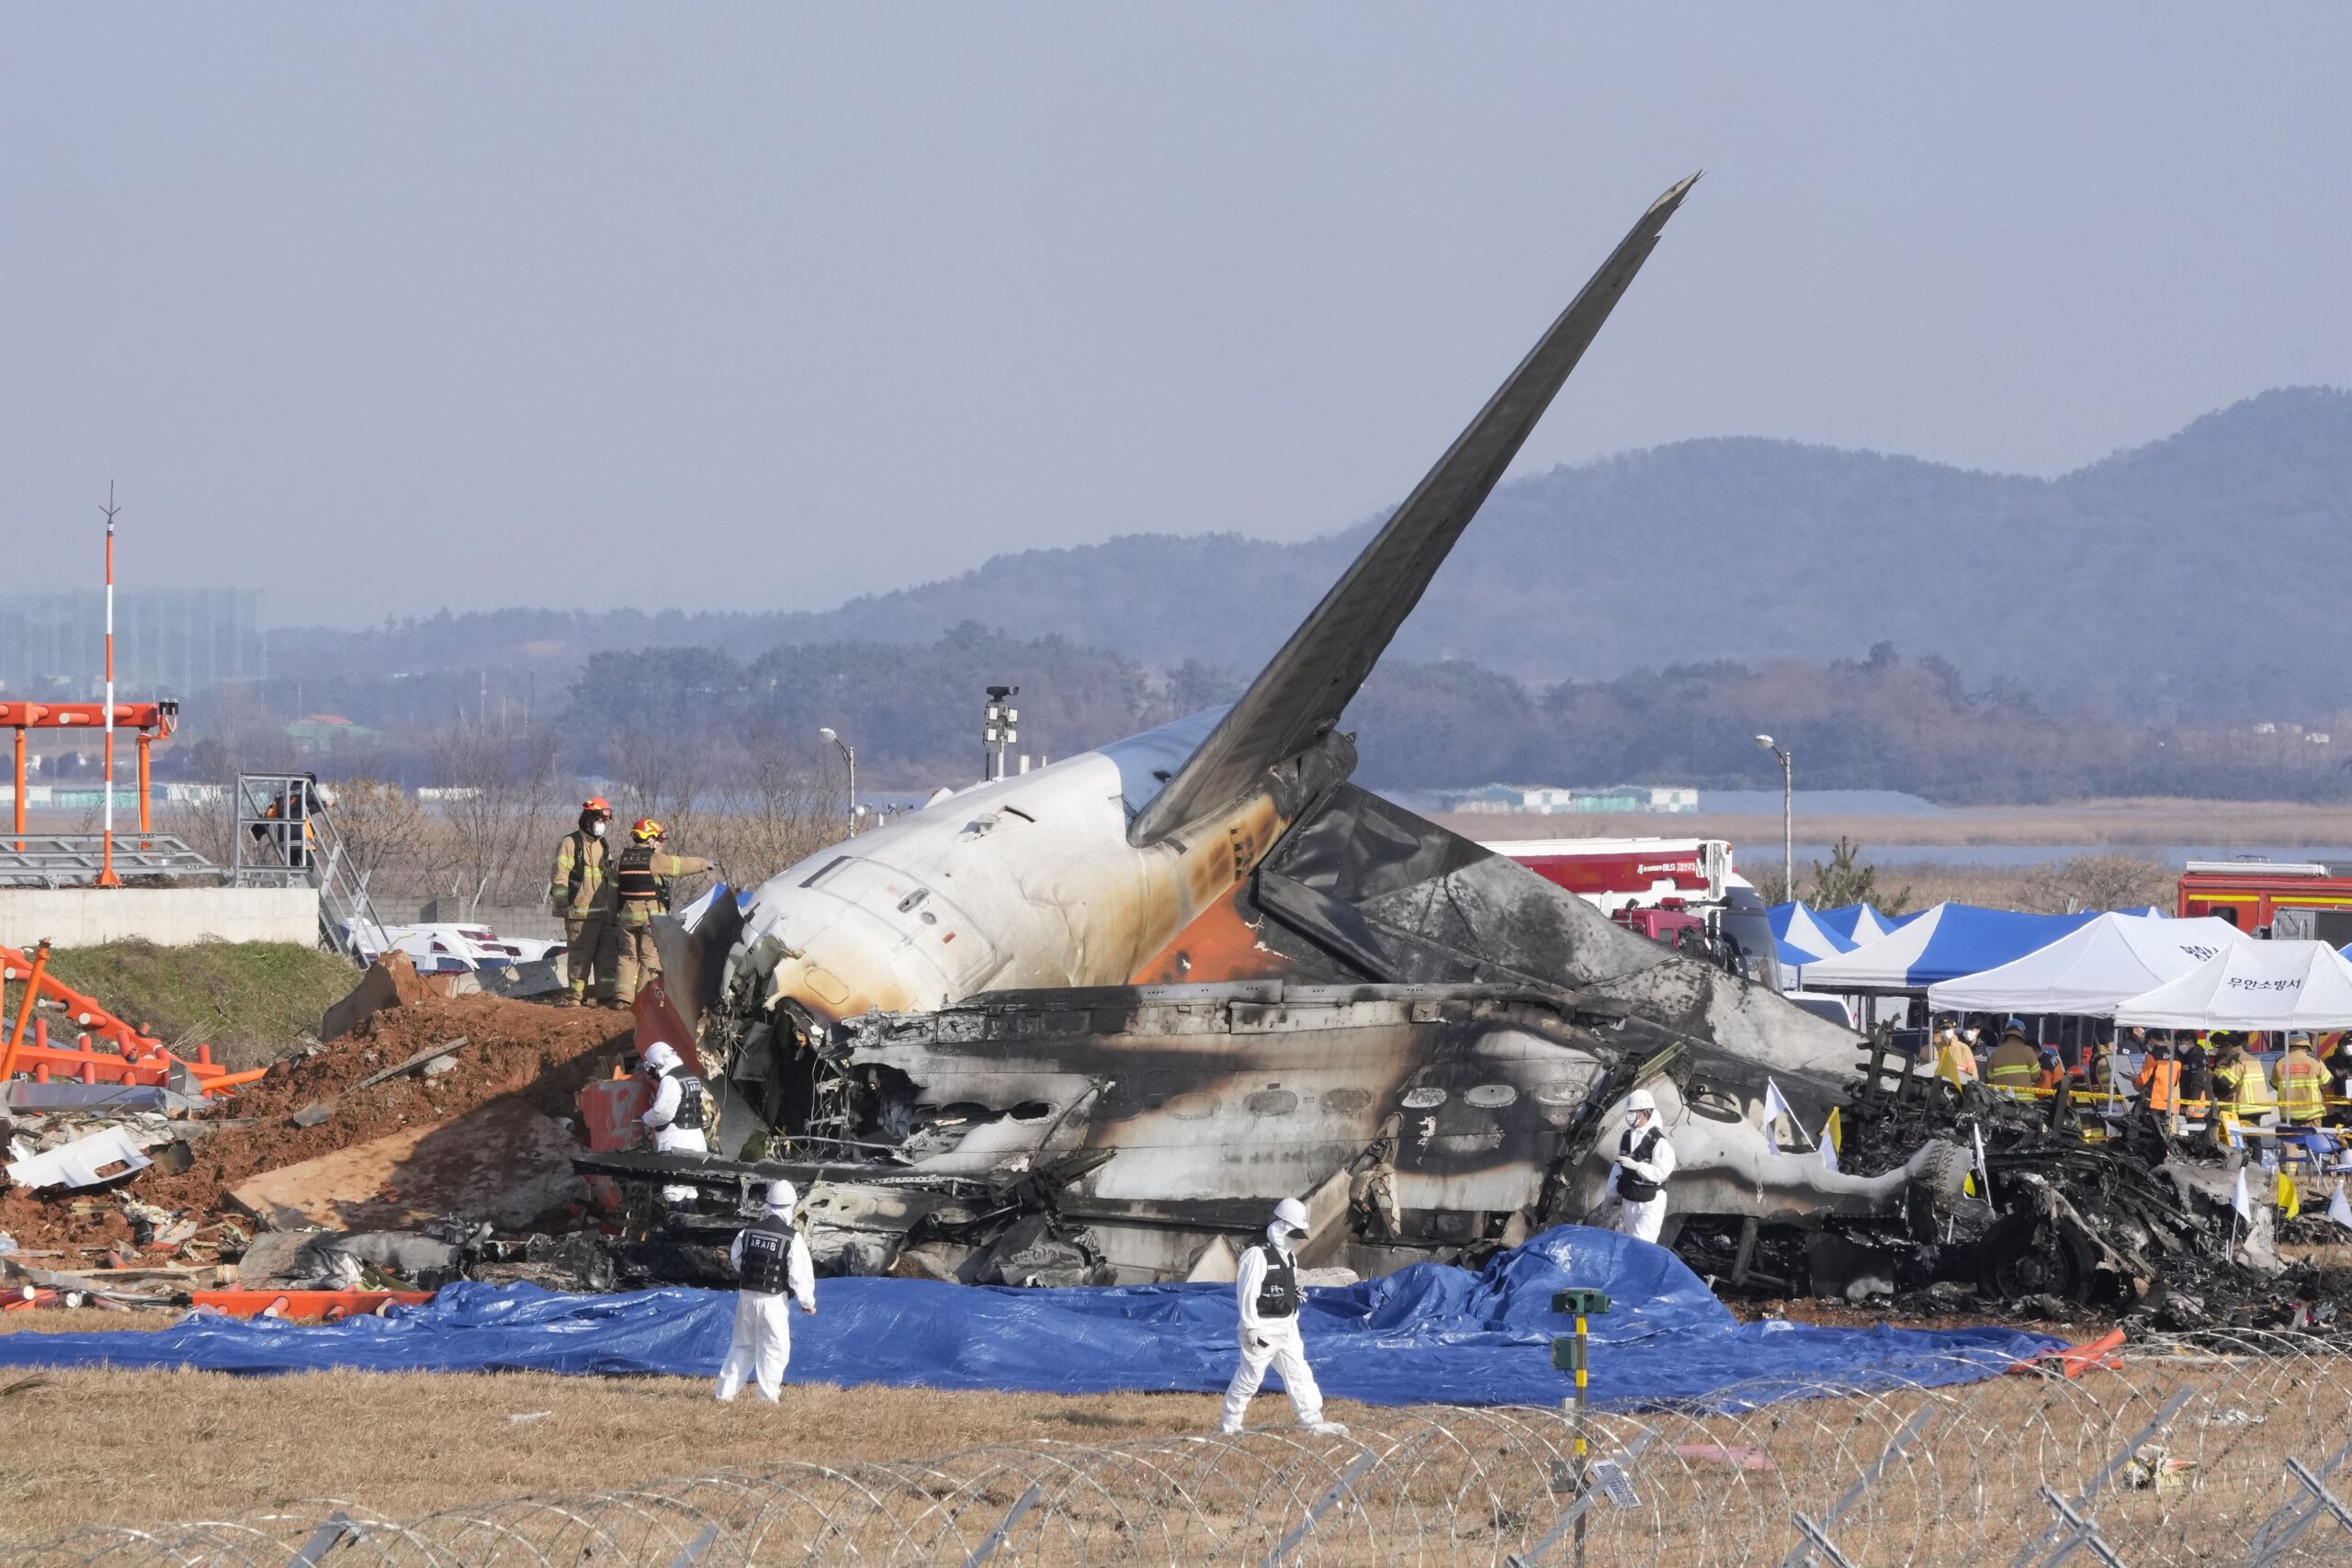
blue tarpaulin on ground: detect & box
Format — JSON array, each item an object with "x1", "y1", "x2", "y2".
[{"x1": 0, "y1": 1228, "x2": 2059, "y2": 1410}]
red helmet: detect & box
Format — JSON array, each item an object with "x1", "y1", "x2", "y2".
[
  {"x1": 631, "y1": 818, "x2": 665, "y2": 843},
  {"x1": 582, "y1": 796, "x2": 612, "y2": 817}
]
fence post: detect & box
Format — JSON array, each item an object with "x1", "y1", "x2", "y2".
[
  {"x1": 962, "y1": 1483, "x2": 1043, "y2": 1568},
  {"x1": 1258, "y1": 1450, "x2": 1374, "y2": 1568},
  {"x1": 2008, "y1": 1385, "x2": 2196, "y2": 1568},
  {"x1": 1507, "y1": 1428, "x2": 1656, "y2": 1568},
  {"x1": 2247, "y1": 1440, "x2": 2352, "y2": 1568},
  {"x1": 1778, "y1": 1404, "x2": 1939, "y2": 1568}
]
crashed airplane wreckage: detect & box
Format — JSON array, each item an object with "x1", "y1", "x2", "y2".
[{"x1": 577, "y1": 174, "x2": 1962, "y2": 1290}]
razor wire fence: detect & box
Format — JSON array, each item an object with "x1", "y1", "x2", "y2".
[{"x1": 10, "y1": 1332, "x2": 2352, "y2": 1568}]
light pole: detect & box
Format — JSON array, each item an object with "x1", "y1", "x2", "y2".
[
  {"x1": 1754, "y1": 734, "x2": 1792, "y2": 901},
  {"x1": 819, "y1": 727, "x2": 857, "y2": 837},
  {"x1": 982, "y1": 686, "x2": 1020, "y2": 781}
]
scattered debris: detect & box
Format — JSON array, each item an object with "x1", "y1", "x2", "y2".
[
  {"x1": 353, "y1": 1035, "x2": 473, "y2": 1092},
  {"x1": 5, "y1": 1125, "x2": 154, "y2": 1190}
]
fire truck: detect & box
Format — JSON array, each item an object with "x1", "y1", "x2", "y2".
[
  {"x1": 1486, "y1": 836, "x2": 1730, "y2": 915},
  {"x1": 1481, "y1": 836, "x2": 1783, "y2": 987},
  {"x1": 2177, "y1": 861, "x2": 2352, "y2": 942}
]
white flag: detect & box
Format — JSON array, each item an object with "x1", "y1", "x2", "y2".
[
  {"x1": 1819, "y1": 1131, "x2": 1840, "y2": 1173},
  {"x1": 2329, "y1": 1183, "x2": 2352, "y2": 1234},
  {"x1": 1763, "y1": 1077, "x2": 1799, "y2": 1153},
  {"x1": 2232, "y1": 1166, "x2": 2254, "y2": 1223},
  {"x1": 1973, "y1": 1125, "x2": 1992, "y2": 1198}
]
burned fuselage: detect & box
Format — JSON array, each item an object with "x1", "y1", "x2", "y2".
[{"x1": 610, "y1": 174, "x2": 1962, "y2": 1289}]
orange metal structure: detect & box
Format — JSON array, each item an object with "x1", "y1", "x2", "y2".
[
  {"x1": 0, "y1": 699, "x2": 178, "y2": 853},
  {"x1": 0, "y1": 942, "x2": 242, "y2": 1096}
]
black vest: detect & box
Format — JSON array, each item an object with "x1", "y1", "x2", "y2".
[
  {"x1": 1250, "y1": 1244, "x2": 1299, "y2": 1318},
  {"x1": 738, "y1": 1215, "x2": 796, "y2": 1294},
  {"x1": 666, "y1": 1072, "x2": 707, "y2": 1132},
  {"x1": 614, "y1": 843, "x2": 667, "y2": 908},
  {"x1": 1616, "y1": 1127, "x2": 1666, "y2": 1203}
]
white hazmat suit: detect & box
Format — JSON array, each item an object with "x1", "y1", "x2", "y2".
[
  {"x1": 715, "y1": 1185, "x2": 816, "y2": 1404},
  {"x1": 639, "y1": 1043, "x2": 708, "y2": 1206},
  {"x1": 1217, "y1": 1203, "x2": 1345, "y2": 1436},
  {"x1": 1604, "y1": 1111, "x2": 1678, "y2": 1244}
]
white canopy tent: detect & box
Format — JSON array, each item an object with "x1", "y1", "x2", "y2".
[
  {"x1": 2112, "y1": 940, "x2": 2352, "y2": 1031},
  {"x1": 1926, "y1": 913, "x2": 2248, "y2": 1017}
]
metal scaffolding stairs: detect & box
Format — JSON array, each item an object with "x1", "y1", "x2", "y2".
[{"x1": 228, "y1": 773, "x2": 389, "y2": 963}]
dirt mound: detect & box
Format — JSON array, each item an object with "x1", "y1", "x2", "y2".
[{"x1": 3, "y1": 990, "x2": 630, "y2": 1257}]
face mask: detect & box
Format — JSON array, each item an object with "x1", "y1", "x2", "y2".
[
  {"x1": 589, "y1": 820, "x2": 606, "y2": 838},
  {"x1": 1623, "y1": 1112, "x2": 1645, "y2": 1131},
  {"x1": 1962, "y1": 1029, "x2": 1979, "y2": 1043}
]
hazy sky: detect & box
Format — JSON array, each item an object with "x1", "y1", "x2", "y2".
[{"x1": 6, "y1": 7, "x2": 2347, "y2": 626}]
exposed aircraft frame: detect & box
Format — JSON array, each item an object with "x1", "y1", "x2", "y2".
[{"x1": 600, "y1": 173, "x2": 1957, "y2": 1289}]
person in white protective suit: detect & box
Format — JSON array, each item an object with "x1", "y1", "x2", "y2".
[
  {"x1": 1216, "y1": 1197, "x2": 1348, "y2": 1437},
  {"x1": 1605, "y1": 1088, "x2": 1678, "y2": 1244},
  {"x1": 638, "y1": 1041, "x2": 710, "y2": 1207},
  {"x1": 715, "y1": 1179, "x2": 817, "y2": 1403}
]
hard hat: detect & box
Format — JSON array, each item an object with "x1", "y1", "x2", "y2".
[
  {"x1": 582, "y1": 796, "x2": 612, "y2": 816},
  {"x1": 765, "y1": 1179, "x2": 798, "y2": 1213},
  {"x1": 1272, "y1": 1197, "x2": 1310, "y2": 1237},
  {"x1": 1624, "y1": 1088, "x2": 1658, "y2": 1115},
  {"x1": 2290, "y1": 1032, "x2": 2312, "y2": 1046},
  {"x1": 641, "y1": 1041, "x2": 681, "y2": 1073},
  {"x1": 632, "y1": 818, "x2": 665, "y2": 843}
]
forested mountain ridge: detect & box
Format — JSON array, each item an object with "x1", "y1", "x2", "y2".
[{"x1": 277, "y1": 387, "x2": 2352, "y2": 722}]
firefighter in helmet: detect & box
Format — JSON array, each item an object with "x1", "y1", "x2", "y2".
[
  {"x1": 549, "y1": 796, "x2": 619, "y2": 1008},
  {"x1": 613, "y1": 818, "x2": 711, "y2": 1005}
]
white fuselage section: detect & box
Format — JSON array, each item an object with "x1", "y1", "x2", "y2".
[{"x1": 728, "y1": 710, "x2": 1282, "y2": 1024}]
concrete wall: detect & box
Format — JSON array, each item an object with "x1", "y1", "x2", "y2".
[{"x1": 0, "y1": 886, "x2": 321, "y2": 949}]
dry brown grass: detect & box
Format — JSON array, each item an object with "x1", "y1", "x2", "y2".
[{"x1": 0, "y1": 1354, "x2": 1267, "y2": 1539}]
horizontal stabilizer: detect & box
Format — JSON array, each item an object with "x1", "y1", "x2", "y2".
[{"x1": 1130, "y1": 174, "x2": 1699, "y2": 845}]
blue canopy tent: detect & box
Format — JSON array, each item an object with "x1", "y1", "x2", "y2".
[
  {"x1": 1800, "y1": 904, "x2": 2100, "y2": 993},
  {"x1": 1817, "y1": 904, "x2": 1910, "y2": 943},
  {"x1": 1768, "y1": 902, "x2": 1854, "y2": 970}
]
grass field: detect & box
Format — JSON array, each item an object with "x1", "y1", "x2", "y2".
[{"x1": 34, "y1": 940, "x2": 359, "y2": 1069}]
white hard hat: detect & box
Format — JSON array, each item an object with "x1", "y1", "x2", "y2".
[
  {"x1": 1272, "y1": 1197, "x2": 1311, "y2": 1237},
  {"x1": 765, "y1": 1179, "x2": 797, "y2": 1213},
  {"x1": 641, "y1": 1042, "x2": 681, "y2": 1073},
  {"x1": 1624, "y1": 1088, "x2": 1658, "y2": 1115}
]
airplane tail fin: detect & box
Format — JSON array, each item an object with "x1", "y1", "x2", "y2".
[{"x1": 1130, "y1": 173, "x2": 1699, "y2": 846}]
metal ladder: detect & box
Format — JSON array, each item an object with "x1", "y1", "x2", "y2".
[{"x1": 227, "y1": 773, "x2": 388, "y2": 963}]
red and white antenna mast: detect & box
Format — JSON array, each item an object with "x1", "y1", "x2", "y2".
[{"x1": 96, "y1": 483, "x2": 121, "y2": 887}]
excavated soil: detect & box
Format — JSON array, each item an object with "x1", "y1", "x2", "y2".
[{"x1": 3, "y1": 985, "x2": 630, "y2": 1256}]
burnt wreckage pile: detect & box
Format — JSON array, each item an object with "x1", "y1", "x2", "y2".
[{"x1": 1677, "y1": 1038, "x2": 2350, "y2": 1332}]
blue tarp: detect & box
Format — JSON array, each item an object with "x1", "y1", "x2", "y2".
[
  {"x1": 1801, "y1": 903, "x2": 2100, "y2": 992},
  {"x1": 0, "y1": 1228, "x2": 2059, "y2": 1410}
]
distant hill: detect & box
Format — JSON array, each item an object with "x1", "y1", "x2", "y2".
[{"x1": 273, "y1": 387, "x2": 2352, "y2": 724}]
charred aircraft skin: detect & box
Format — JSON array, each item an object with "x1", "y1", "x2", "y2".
[{"x1": 618, "y1": 173, "x2": 1943, "y2": 1290}]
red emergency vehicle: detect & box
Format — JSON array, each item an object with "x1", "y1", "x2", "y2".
[
  {"x1": 2177, "y1": 861, "x2": 2352, "y2": 942},
  {"x1": 1484, "y1": 837, "x2": 1730, "y2": 915}
]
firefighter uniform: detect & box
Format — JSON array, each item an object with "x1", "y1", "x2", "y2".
[
  {"x1": 550, "y1": 801, "x2": 618, "y2": 1006},
  {"x1": 1984, "y1": 1026, "x2": 2041, "y2": 1091},
  {"x1": 612, "y1": 820, "x2": 710, "y2": 1004},
  {"x1": 2275, "y1": 1037, "x2": 2331, "y2": 1125}
]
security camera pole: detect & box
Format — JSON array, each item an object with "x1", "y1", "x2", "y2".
[
  {"x1": 818, "y1": 728, "x2": 857, "y2": 837},
  {"x1": 1754, "y1": 734, "x2": 1792, "y2": 900}
]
